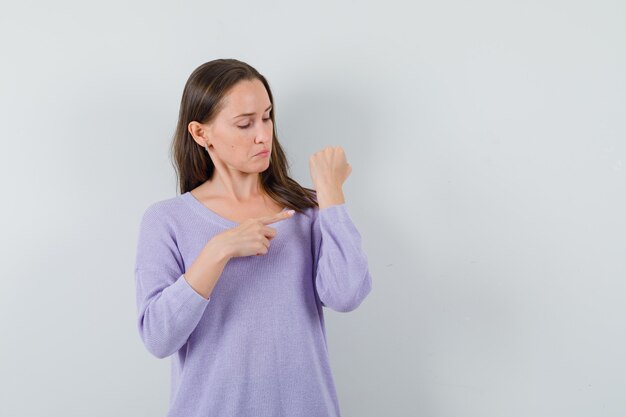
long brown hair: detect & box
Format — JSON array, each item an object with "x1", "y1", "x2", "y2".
[{"x1": 170, "y1": 58, "x2": 318, "y2": 213}]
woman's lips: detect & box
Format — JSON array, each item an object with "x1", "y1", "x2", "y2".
[{"x1": 255, "y1": 150, "x2": 270, "y2": 157}]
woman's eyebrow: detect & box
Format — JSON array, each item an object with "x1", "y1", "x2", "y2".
[{"x1": 232, "y1": 104, "x2": 272, "y2": 119}]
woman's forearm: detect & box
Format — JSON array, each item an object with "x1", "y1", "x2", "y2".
[{"x1": 183, "y1": 237, "x2": 231, "y2": 300}]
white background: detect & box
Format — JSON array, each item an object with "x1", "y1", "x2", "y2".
[{"x1": 1, "y1": 1, "x2": 625, "y2": 416}]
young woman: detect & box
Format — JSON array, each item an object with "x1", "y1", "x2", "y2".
[{"x1": 134, "y1": 58, "x2": 373, "y2": 417}]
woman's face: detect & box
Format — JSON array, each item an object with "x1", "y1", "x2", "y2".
[{"x1": 200, "y1": 78, "x2": 274, "y2": 174}]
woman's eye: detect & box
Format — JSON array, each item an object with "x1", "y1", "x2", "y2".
[{"x1": 238, "y1": 118, "x2": 271, "y2": 129}]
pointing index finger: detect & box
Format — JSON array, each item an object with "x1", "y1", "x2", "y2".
[{"x1": 261, "y1": 209, "x2": 296, "y2": 225}]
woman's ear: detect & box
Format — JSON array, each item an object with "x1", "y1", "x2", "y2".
[{"x1": 188, "y1": 121, "x2": 211, "y2": 147}]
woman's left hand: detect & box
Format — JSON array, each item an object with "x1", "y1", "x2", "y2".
[{"x1": 309, "y1": 146, "x2": 352, "y2": 208}]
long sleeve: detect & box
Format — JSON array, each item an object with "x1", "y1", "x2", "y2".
[
  {"x1": 134, "y1": 204, "x2": 210, "y2": 359},
  {"x1": 311, "y1": 202, "x2": 373, "y2": 312}
]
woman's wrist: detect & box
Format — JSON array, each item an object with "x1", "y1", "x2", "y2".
[{"x1": 316, "y1": 185, "x2": 345, "y2": 209}]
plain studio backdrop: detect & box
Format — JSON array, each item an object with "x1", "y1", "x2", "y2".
[{"x1": 1, "y1": 1, "x2": 625, "y2": 416}]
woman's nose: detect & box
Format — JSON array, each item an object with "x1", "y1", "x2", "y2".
[{"x1": 255, "y1": 125, "x2": 272, "y2": 142}]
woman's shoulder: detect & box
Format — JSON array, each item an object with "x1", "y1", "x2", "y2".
[{"x1": 140, "y1": 193, "x2": 188, "y2": 225}]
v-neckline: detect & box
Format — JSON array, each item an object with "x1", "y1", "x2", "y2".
[{"x1": 181, "y1": 191, "x2": 289, "y2": 227}]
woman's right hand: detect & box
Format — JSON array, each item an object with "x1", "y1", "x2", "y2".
[
  {"x1": 215, "y1": 209, "x2": 296, "y2": 259},
  {"x1": 184, "y1": 209, "x2": 295, "y2": 299}
]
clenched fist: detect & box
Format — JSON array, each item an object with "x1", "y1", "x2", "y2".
[
  {"x1": 309, "y1": 146, "x2": 352, "y2": 209},
  {"x1": 309, "y1": 146, "x2": 352, "y2": 190}
]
